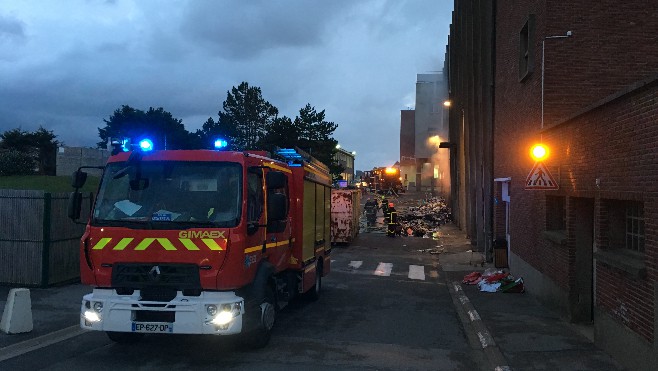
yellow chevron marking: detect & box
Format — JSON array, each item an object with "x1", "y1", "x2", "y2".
[
  {"x1": 180, "y1": 238, "x2": 200, "y2": 251},
  {"x1": 134, "y1": 238, "x2": 155, "y2": 251},
  {"x1": 113, "y1": 238, "x2": 133, "y2": 251},
  {"x1": 202, "y1": 239, "x2": 223, "y2": 251},
  {"x1": 157, "y1": 238, "x2": 177, "y2": 251},
  {"x1": 92, "y1": 238, "x2": 112, "y2": 250}
]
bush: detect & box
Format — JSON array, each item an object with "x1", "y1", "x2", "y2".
[{"x1": 0, "y1": 150, "x2": 36, "y2": 176}]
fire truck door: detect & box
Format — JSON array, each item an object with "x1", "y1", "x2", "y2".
[{"x1": 265, "y1": 170, "x2": 291, "y2": 270}]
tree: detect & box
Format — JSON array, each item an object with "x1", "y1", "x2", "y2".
[
  {"x1": 97, "y1": 105, "x2": 194, "y2": 150},
  {"x1": 0, "y1": 127, "x2": 61, "y2": 175},
  {"x1": 294, "y1": 104, "x2": 342, "y2": 176},
  {"x1": 0, "y1": 150, "x2": 35, "y2": 176},
  {"x1": 31, "y1": 127, "x2": 61, "y2": 175},
  {"x1": 259, "y1": 115, "x2": 298, "y2": 153},
  {"x1": 215, "y1": 82, "x2": 279, "y2": 150}
]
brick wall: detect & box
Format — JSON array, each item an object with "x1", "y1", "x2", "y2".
[{"x1": 495, "y1": 0, "x2": 658, "y2": 345}]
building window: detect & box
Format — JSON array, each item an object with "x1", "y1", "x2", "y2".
[
  {"x1": 605, "y1": 200, "x2": 644, "y2": 253},
  {"x1": 519, "y1": 15, "x2": 535, "y2": 81},
  {"x1": 546, "y1": 196, "x2": 566, "y2": 231}
]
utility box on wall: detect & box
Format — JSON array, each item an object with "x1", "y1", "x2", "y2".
[
  {"x1": 493, "y1": 238, "x2": 509, "y2": 268},
  {"x1": 330, "y1": 189, "x2": 361, "y2": 244}
]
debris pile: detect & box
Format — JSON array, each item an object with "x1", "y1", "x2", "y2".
[
  {"x1": 462, "y1": 268, "x2": 525, "y2": 293},
  {"x1": 398, "y1": 197, "x2": 452, "y2": 238}
]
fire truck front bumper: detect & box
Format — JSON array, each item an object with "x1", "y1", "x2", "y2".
[{"x1": 80, "y1": 289, "x2": 245, "y2": 335}]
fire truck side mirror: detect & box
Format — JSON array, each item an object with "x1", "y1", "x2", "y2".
[
  {"x1": 267, "y1": 193, "x2": 287, "y2": 221},
  {"x1": 266, "y1": 171, "x2": 286, "y2": 189},
  {"x1": 71, "y1": 170, "x2": 88, "y2": 189},
  {"x1": 68, "y1": 192, "x2": 83, "y2": 220}
]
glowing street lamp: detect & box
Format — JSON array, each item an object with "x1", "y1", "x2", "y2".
[{"x1": 530, "y1": 143, "x2": 549, "y2": 162}]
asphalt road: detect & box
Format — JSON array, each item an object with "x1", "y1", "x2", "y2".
[{"x1": 1, "y1": 230, "x2": 484, "y2": 371}]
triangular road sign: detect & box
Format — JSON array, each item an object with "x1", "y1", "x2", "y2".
[{"x1": 525, "y1": 162, "x2": 558, "y2": 190}]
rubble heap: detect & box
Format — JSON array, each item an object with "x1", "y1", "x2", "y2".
[{"x1": 398, "y1": 197, "x2": 452, "y2": 237}]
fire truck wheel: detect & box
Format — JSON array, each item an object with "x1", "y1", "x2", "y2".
[
  {"x1": 106, "y1": 331, "x2": 144, "y2": 343},
  {"x1": 305, "y1": 261, "x2": 322, "y2": 301},
  {"x1": 241, "y1": 284, "x2": 276, "y2": 349}
]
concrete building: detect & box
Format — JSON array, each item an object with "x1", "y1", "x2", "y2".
[
  {"x1": 333, "y1": 147, "x2": 355, "y2": 184},
  {"x1": 447, "y1": 1, "x2": 658, "y2": 369},
  {"x1": 399, "y1": 109, "x2": 416, "y2": 190},
  {"x1": 409, "y1": 73, "x2": 450, "y2": 198}
]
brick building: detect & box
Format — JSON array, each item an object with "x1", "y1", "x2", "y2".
[{"x1": 448, "y1": 1, "x2": 658, "y2": 369}]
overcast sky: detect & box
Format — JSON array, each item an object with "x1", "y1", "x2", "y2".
[{"x1": 0, "y1": 0, "x2": 452, "y2": 171}]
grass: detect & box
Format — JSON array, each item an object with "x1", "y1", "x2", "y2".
[{"x1": 0, "y1": 175, "x2": 100, "y2": 193}]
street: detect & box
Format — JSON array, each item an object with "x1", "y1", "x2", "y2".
[{"x1": 0, "y1": 224, "x2": 485, "y2": 370}]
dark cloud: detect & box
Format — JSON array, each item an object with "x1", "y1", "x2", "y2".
[
  {"x1": 0, "y1": 14, "x2": 25, "y2": 40},
  {"x1": 179, "y1": 0, "x2": 353, "y2": 60},
  {"x1": 0, "y1": 0, "x2": 452, "y2": 170}
]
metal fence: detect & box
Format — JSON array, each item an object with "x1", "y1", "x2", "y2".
[{"x1": 0, "y1": 189, "x2": 92, "y2": 287}]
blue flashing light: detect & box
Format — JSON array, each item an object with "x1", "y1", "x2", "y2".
[
  {"x1": 121, "y1": 139, "x2": 130, "y2": 152},
  {"x1": 214, "y1": 138, "x2": 228, "y2": 150},
  {"x1": 138, "y1": 139, "x2": 154, "y2": 151},
  {"x1": 276, "y1": 148, "x2": 303, "y2": 159}
]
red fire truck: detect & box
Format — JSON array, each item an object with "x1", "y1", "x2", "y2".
[{"x1": 68, "y1": 140, "x2": 331, "y2": 347}]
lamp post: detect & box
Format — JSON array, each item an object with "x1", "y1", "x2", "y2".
[{"x1": 541, "y1": 31, "x2": 573, "y2": 129}]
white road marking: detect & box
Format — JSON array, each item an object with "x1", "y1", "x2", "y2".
[
  {"x1": 495, "y1": 367, "x2": 511, "y2": 371},
  {"x1": 459, "y1": 296, "x2": 470, "y2": 305},
  {"x1": 477, "y1": 331, "x2": 493, "y2": 348},
  {"x1": 468, "y1": 310, "x2": 481, "y2": 321},
  {"x1": 0, "y1": 325, "x2": 86, "y2": 362},
  {"x1": 408, "y1": 265, "x2": 426, "y2": 280},
  {"x1": 348, "y1": 261, "x2": 363, "y2": 269},
  {"x1": 373, "y1": 262, "x2": 392, "y2": 276}
]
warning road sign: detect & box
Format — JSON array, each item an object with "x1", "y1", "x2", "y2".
[{"x1": 525, "y1": 162, "x2": 558, "y2": 190}]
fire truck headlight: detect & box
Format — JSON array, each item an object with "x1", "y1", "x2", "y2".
[
  {"x1": 206, "y1": 304, "x2": 218, "y2": 316},
  {"x1": 84, "y1": 310, "x2": 101, "y2": 323},
  {"x1": 211, "y1": 310, "x2": 234, "y2": 326}
]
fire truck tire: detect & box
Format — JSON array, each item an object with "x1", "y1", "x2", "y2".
[
  {"x1": 241, "y1": 283, "x2": 276, "y2": 350},
  {"x1": 106, "y1": 331, "x2": 144, "y2": 343},
  {"x1": 305, "y1": 260, "x2": 322, "y2": 301}
]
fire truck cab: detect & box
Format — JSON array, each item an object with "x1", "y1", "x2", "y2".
[{"x1": 68, "y1": 141, "x2": 331, "y2": 347}]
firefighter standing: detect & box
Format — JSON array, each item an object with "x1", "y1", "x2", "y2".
[
  {"x1": 364, "y1": 198, "x2": 378, "y2": 227},
  {"x1": 386, "y1": 202, "x2": 398, "y2": 237}
]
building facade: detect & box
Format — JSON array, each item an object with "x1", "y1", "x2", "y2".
[
  {"x1": 448, "y1": 1, "x2": 658, "y2": 369},
  {"x1": 399, "y1": 109, "x2": 416, "y2": 190},
  {"x1": 409, "y1": 73, "x2": 450, "y2": 198},
  {"x1": 333, "y1": 147, "x2": 355, "y2": 184}
]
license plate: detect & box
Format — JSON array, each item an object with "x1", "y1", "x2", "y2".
[{"x1": 132, "y1": 322, "x2": 173, "y2": 333}]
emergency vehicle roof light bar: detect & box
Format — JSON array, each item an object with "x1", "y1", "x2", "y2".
[{"x1": 275, "y1": 148, "x2": 306, "y2": 167}]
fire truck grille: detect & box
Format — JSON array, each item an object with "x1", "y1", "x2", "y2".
[{"x1": 112, "y1": 263, "x2": 201, "y2": 289}]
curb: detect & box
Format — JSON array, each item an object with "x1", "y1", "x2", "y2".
[{"x1": 447, "y1": 281, "x2": 511, "y2": 371}]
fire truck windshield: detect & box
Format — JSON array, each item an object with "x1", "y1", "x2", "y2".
[{"x1": 92, "y1": 161, "x2": 242, "y2": 228}]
